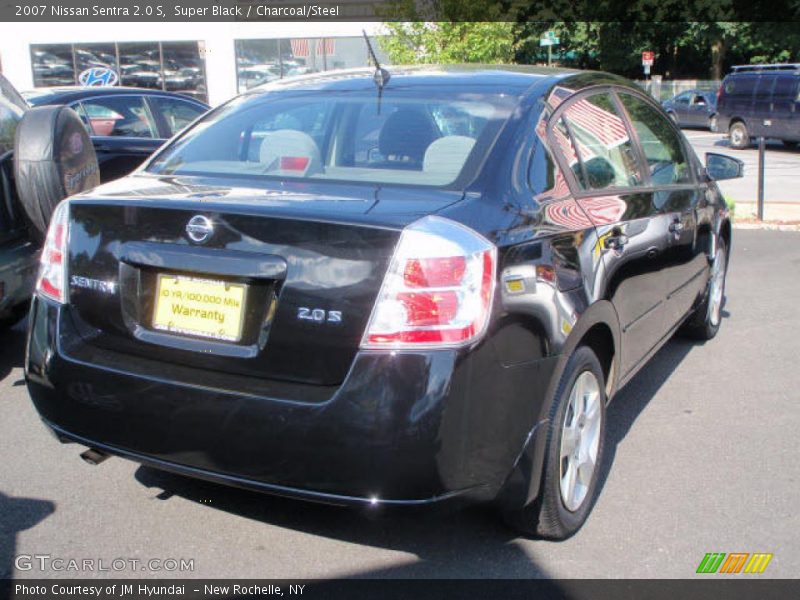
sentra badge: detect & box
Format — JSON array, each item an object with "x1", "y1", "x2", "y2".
[{"x1": 70, "y1": 276, "x2": 116, "y2": 294}]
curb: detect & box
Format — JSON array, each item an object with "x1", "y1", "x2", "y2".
[{"x1": 733, "y1": 221, "x2": 800, "y2": 231}]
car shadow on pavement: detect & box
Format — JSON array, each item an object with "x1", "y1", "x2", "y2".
[
  {"x1": 0, "y1": 491, "x2": 56, "y2": 579},
  {"x1": 593, "y1": 337, "x2": 697, "y2": 500},
  {"x1": 0, "y1": 320, "x2": 27, "y2": 384},
  {"x1": 131, "y1": 332, "x2": 709, "y2": 579},
  {"x1": 135, "y1": 463, "x2": 552, "y2": 578}
]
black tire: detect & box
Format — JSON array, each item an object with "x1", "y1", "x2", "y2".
[
  {"x1": 13, "y1": 105, "x2": 100, "y2": 242},
  {"x1": 782, "y1": 140, "x2": 798, "y2": 150},
  {"x1": 503, "y1": 346, "x2": 607, "y2": 539},
  {"x1": 681, "y1": 237, "x2": 728, "y2": 340},
  {"x1": 728, "y1": 121, "x2": 750, "y2": 149},
  {"x1": 0, "y1": 302, "x2": 28, "y2": 332}
]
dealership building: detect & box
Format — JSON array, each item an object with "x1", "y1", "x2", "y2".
[{"x1": 0, "y1": 22, "x2": 387, "y2": 106}]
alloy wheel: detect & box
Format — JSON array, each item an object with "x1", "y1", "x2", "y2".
[
  {"x1": 708, "y1": 246, "x2": 727, "y2": 327},
  {"x1": 559, "y1": 371, "x2": 602, "y2": 512}
]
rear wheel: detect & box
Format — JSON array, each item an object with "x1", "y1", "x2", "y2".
[
  {"x1": 682, "y1": 237, "x2": 728, "y2": 340},
  {"x1": 782, "y1": 140, "x2": 798, "y2": 150},
  {"x1": 728, "y1": 121, "x2": 750, "y2": 149},
  {"x1": 503, "y1": 346, "x2": 606, "y2": 539}
]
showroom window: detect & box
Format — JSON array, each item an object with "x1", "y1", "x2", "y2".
[
  {"x1": 30, "y1": 41, "x2": 208, "y2": 103},
  {"x1": 235, "y1": 36, "x2": 390, "y2": 93}
]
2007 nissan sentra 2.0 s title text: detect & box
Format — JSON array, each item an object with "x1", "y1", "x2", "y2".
[{"x1": 25, "y1": 64, "x2": 741, "y2": 539}]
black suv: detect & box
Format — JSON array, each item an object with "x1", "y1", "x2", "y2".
[{"x1": 712, "y1": 63, "x2": 800, "y2": 149}]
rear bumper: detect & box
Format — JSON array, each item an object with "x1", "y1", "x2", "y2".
[
  {"x1": 26, "y1": 295, "x2": 558, "y2": 506},
  {"x1": 0, "y1": 237, "x2": 38, "y2": 316}
]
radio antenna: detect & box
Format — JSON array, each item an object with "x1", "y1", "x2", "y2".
[{"x1": 363, "y1": 30, "x2": 390, "y2": 113}]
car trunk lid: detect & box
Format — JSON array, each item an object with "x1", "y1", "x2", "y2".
[{"x1": 66, "y1": 175, "x2": 462, "y2": 386}]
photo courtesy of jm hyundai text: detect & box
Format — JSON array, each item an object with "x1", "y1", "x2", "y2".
[{"x1": 24, "y1": 64, "x2": 740, "y2": 539}]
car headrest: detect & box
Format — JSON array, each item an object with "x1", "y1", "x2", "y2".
[
  {"x1": 378, "y1": 109, "x2": 439, "y2": 166},
  {"x1": 583, "y1": 156, "x2": 617, "y2": 189},
  {"x1": 423, "y1": 136, "x2": 476, "y2": 177},
  {"x1": 259, "y1": 129, "x2": 322, "y2": 175}
]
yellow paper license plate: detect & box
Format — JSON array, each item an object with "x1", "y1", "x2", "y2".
[{"x1": 152, "y1": 274, "x2": 247, "y2": 342}]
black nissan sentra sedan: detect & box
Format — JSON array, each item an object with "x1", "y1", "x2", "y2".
[{"x1": 25, "y1": 66, "x2": 741, "y2": 538}]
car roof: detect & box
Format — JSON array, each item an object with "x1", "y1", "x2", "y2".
[
  {"x1": 25, "y1": 86, "x2": 209, "y2": 106},
  {"x1": 251, "y1": 65, "x2": 636, "y2": 100}
]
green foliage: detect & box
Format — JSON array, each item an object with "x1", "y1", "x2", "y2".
[
  {"x1": 376, "y1": 0, "x2": 799, "y2": 79},
  {"x1": 516, "y1": 21, "x2": 800, "y2": 79},
  {"x1": 380, "y1": 22, "x2": 518, "y2": 65}
]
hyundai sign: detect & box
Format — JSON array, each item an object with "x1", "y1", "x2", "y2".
[{"x1": 78, "y1": 67, "x2": 119, "y2": 87}]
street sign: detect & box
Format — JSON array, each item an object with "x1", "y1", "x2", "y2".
[
  {"x1": 644, "y1": 64, "x2": 651, "y2": 75},
  {"x1": 540, "y1": 31, "x2": 560, "y2": 66},
  {"x1": 642, "y1": 51, "x2": 654, "y2": 66},
  {"x1": 540, "y1": 30, "x2": 560, "y2": 46},
  {"x1": 540, "y1": 38, "x2": 560, "y2": 46}
]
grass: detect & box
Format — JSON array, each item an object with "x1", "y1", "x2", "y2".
[{"x1": 726, "y1": 198, "x2": 736, "y2": 219}]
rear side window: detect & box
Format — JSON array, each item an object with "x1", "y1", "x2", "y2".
[
  {"x1": 554, "y1": 92, "x2": 642, "y2": 191},
  {"x1": 148, "y1": 96, "x2": 206, "y2": 137},
  {"x1": 619, "y1": 93, "x2": 691, "y2": 186},
  {"x1": 773, "y1": 75, "x2": 799, "y2": 99},
  {"x1": 754, "y1": 75, "x2": 776, "y2": 98},
  {"x1": 76, "y1": 96, "x2": 158, "y2": 138},
  {"x1": 726, "y1": 75, "x2": 757, "y2": 97},
  {"x1": 674, "y1": 93, "x2": 691, "y2": 105}
]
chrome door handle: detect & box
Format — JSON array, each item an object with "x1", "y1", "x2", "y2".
[{"x1": 604, "y1": 233, "x2": 629, "y2": 250}]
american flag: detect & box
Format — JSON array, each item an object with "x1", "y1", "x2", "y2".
[
  {"x1": 545, "y1": 86, "x2": 575, "y2": 109},
  {"x1": 578, "y1": 195, "x2": 627, "y2": 225},
  {"x1": 544, "y1": 199, "x2": 593, "y2": 230},
  {"x1": 543, "y1": 196, "x2": 627, "y2": 230},
  {"x1": 290, "y1": 39, "x2": 310, "y2": 58},
  {"x1": 316, "y1": 38, "x2": 335, "y2": 56},
  {"x1": 563, "y1": 98, "x2": 629, "y2": 149}
]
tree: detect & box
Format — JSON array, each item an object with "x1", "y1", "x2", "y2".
[{"x1": 379, "y1": 22, "x2": 518, "y2": 65}]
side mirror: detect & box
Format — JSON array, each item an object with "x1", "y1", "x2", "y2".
[{"x1": 705, "y1": 153, "x2": 744, "y2": 181}]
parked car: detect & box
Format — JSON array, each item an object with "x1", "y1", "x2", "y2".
[
  {"x1": 1, "y1": 75, "x2": 101, "y2": 331},
  {"x1": 662, "y1": 89, "x2": 716, "y2": 128},
  {"x1": 24, "y1": 87, "x2": 209, "y2": 181},
  {"x1": 712, "y1": 63, "x2": 800, "y2": 149},
  {"x1": 0, "y1": 77, "x2": 37, "y2": 331},
  {"x1": 25, "y1": 66, "x2": 740, "y2": 538}
]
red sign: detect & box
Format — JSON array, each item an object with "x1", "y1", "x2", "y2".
[{"x1": 642, "y1": 51, "x2": 654, "y2": 65}]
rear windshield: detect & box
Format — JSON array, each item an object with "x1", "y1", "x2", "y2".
[{"x1": 146, "y1": 89, "x2": 516, "y2": 187}]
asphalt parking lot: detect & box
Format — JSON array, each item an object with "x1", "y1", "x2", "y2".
[
  {"x1": 683, "y1": 129, "x2": 800, "y2": 214},
  {"x1": 1, "y1": 229, "x2": 798, "y2": 580}
]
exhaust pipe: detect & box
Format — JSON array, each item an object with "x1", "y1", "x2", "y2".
[{"x1": 80, "y1": 448, "x2": 110, "y2": 466}]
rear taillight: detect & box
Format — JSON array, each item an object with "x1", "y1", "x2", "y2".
[
  {"x1": 361, "y1": 216, "x2": 496, "y2": 349},
  {"x1": 37, "y1": 201, "x2": 70, "y2": 304}
]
